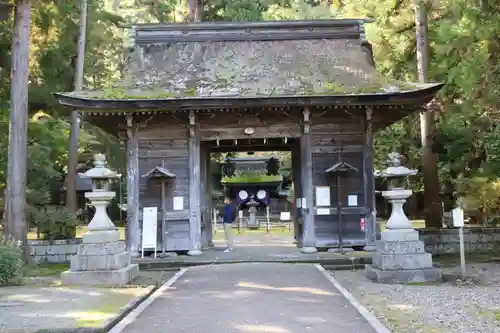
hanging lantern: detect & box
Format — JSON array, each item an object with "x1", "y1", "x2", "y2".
[
  {"x1": 256, "y1": 190, "x2": 267, "y2": 200},
  {"x1": 238, "y1": 190, "x2": 249, "y2": 201}
]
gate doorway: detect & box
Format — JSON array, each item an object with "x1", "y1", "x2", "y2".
[{"x1": 200, "y1": 137, "x2": 303, "y2": 252}]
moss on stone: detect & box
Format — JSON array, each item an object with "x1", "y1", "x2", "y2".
[
  {"x1": 323, "y1": 81, "x2": 346, "y2": 93},
  {"x1": 69, "y1": 75, "x2": 421, "y2": 100},
  {"x1": 101, "y1": 86, "x2": 180, "y2": 100}
]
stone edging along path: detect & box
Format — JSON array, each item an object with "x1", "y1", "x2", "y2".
[
  {"x1": 108, "y1": 269, "x2": 187, "y2": 333},
  {"x1": 314, "y1": 264, "x2": 391, "y2": 333}
]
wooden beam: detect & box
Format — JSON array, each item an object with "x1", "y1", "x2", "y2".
[
  {"x1": 300, "y1": 107, "x2": 317, "y2": 253},
  {"x1": 200, "y1": 124, "x2": 300, "y2": 141},
  {"x1": 187, "y1": 110, "x2": 203, "y2": 255},
  {"x1": 126, "y1": 115, "x2": 140, "y2": 257},
  {"x1": 363, "y1": 107, "x2": 376, "y2": 251}
]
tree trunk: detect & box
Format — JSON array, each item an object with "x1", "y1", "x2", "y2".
[
  {"x1": 66, "y1": 0, "x2": 88, "y2": 213},
  {"x1": 6, "y1": 0, "x2": 31, "y2": 260},
  {"x1": 415, "y1": 0, "x2": 442, "y2": 228},
  {"x1": 188, "y1": 0, "x2": 203, "y2": 22}
]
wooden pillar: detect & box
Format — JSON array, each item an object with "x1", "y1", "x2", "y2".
[
  {"x1": 126, "y1": 115, "x2": 140, "y2": 257},
  {"x1": 205, "y1": 145, "x2": 214, "y2": 247},
  {"x1": 188, "y1": 110, "x2": 202, "y2": 256},
  {"x1": 363, "y1": 107, "x2": 377, "y2": 251},
  {"x1": 300, "y1": 108, "x2": 317, "y2": 253},
  {"x1": 291, "y1": 140, "x2": 302, "y2": 245},
  {"x1": 200, "y1": 142, "x2": 212, "y2": 249}
]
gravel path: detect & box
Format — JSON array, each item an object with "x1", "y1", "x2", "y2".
[{"x1": 331, "y1": 263, "x2": 500, "y2": 333}]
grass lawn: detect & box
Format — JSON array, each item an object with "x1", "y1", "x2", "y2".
[
  {"x1": 379, "y1": 219, "x2": 426, "y2": 230},
  {"x1": 212, "y1": 226, "x2": 294, "y2": 240},
  {"x1": 23, "y1": 263, "x2": 69, "y2": 277},
  {"x1": 27, "y1": 226, "x2": 126, "y2": 240}
]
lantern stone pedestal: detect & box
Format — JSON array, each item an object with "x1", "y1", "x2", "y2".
[
  {"x1": 61, "y1": 154, "x2": 138, "y2": 286},
  {"x1": 365, "y1": 153, "x2": 442, "y2": 284}
]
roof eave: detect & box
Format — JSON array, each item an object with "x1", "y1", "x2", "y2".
[
  {"x1": 54, "y1": 83, "x2": 443, "y2": 111},
  {"x1": 128, "y1": 19, "x2": 375, "y2": 31},
  {"x1": 131, "y1": 19, "x2": 373, "y2": 43}
]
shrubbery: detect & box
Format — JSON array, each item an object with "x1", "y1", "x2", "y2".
[
  {"x1": 30, "y1": 206, "x2": 79, "y2": 240},
  {"x1": 456, "y1": 177, "x2": 500, "y2": 226},
  {"x1": 0, "y1": 235, "x2": 23, "y2": 285}
]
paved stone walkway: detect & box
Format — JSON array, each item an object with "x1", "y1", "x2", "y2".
[
  {"x1": 119, "y1": 263, "x2": 376, "y2": 333},
  {"x1": 0, "y1": 285, "x2": 152, "y2": 332}
]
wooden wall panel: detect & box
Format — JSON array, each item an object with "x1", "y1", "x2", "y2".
[
  {"x1": 138, "y1": 134, "x2": 191, "y2": 251},
  {"x1": 310, "y1": 121, "x2": 367, "y2": 248}
]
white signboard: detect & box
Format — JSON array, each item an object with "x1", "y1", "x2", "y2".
[
  {"x1": 315, "y1": 186, "x2": 331, "y2": 207},
  {"x1": 239, "y1": 210, "x2": 244, "y2": 219},
  {"x1": 452, "y1": 207, "x2": 464, "y2": 227},
  {"x1": 296, "y1": 198, "x2": 302, "y2": 208},
  {"x1": 348, "y1": 194, "x2": 358, "y2": 207},
  {"x1": 280, "y1": 212, "x2": 291, "y2": 221},
  {"x1": 316, "y1": 208, "x2": 330, "y2": 215},
  {"x1": 173, "y1": 196, "x2": 184, "y2": 211},
  {"x1": 141, "y1": 207, "x2": 158, "y2": 258}
]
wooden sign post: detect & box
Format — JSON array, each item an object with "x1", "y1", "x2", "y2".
[{"x1": 452, "y1": 206, "x2": 465, "y2": 277}]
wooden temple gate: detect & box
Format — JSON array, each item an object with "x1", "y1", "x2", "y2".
[{"x1": 55, "y1": 20, "x2": 442, "y2": 257}]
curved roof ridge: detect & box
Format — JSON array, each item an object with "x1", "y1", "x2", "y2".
[{"x1": 133, "y1": 19, "x2": 370, "y2": 44}]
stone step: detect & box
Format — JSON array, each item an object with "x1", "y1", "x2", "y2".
[
  {"x1": 61, "y1": 264, "x2": 139, "y2": 286},
  {"x1": 365, "y1": 265, "x2": 442, "y2": 284},
  {"x1": 375, "y1": 240, "x2": 426, "y2": 254},
  {"x1": 71, "y1": 251, "x2": 132, "y2": 271},
  {"x1": 136, "y1": 256, "x2": 373, "y2": 270},
  {"x1": 77, "y1": 240, "x2": 126, "y2": 256},
  {"x1": 372, "y1": 252, "x2": 433, "y2": 270},
  {"x1": 380, "y1": 229, "x2": 420, "y2": 242}
]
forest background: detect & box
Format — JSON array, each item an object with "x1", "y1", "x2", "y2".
[{"x1": 1, "y1": 0, "x2": 499, "y2": 229}]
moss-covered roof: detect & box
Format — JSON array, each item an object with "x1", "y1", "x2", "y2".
[
  {"x1": 65, "y1": 39, "x2": 431, "y2": 101},
  {"x1": 55, "y1": 20, "x2": 442, "y2": 109}
]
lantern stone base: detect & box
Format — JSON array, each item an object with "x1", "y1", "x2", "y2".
[
  {"x1": 365, "y1": 229, "x2": 442, "y2": 284},
  {"x1": 82, "y1": 229, "x2": 121, "y2": 244},
  {"x1": 61, "y1": 240, "x2": 138, "y2": 286}
]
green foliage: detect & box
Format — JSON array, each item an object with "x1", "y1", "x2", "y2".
[
  {"x1": 222, "y1": 170, "x2": 283, "y2": 184},
  {"x1": 456, "y1": 177, "x2": 500, "y2": 226},
  {"x1": 4, "y1": 0, "x2": 500, "y2": 226},
  {"x1": 0, "y1": 0, "x2": 126, "y2": 218},
  {"x1": 32, "y1": 206, "x2": 79, "y2": 240},
  {"x1": 0, "y1": 235, "x2": 23, "y2": 285}
]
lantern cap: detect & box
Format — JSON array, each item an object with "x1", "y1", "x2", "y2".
[
  {"x1": 374, "y1": 152, "x2": 417, "y2": 179},
  {"x1": 80, "y1": 153, "x2": 119, "y2": 180}
]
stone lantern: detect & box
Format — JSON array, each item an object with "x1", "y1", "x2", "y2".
[
  {"x1": 61, "y1": 153, "x2": 138, "y2": 286},
  {"x1": 376, "y1": 152, "x2": 417, "y2": 231},
  {"x1": 365, "y1": 152, "x2": 441, "y2": 284},
  {"x1": 246, "y1": 196, "x2": 260, "y2": 228}
]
